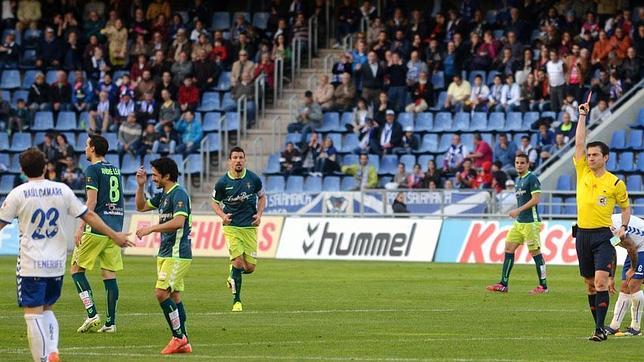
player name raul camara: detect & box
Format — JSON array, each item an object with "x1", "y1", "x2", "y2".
[{"x1": 22, "y1": 187, "x2": 64, "y2": 199}]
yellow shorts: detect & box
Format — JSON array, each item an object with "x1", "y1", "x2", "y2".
[
  {"x1": 71, "y1": 233, "x2": 123, "y2": 271},
  {"x1": 506, "y1": 222, "x2": 542, "y2": 251},
  {"x1": 156, "y1": 257, "x2": 191, "y2": 292},
  {"x1": 223, "y1": 226, "x2": 258, "y2": 265}
]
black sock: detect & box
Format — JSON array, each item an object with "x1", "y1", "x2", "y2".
[
  {"x1": 176, "y1": 302, "x2": 187, "y2": 340},
  {"x1": 232, "y1": 267, "x2": 243, "y2": 303},
  {"x1": 103, "y1": 279, "x2": 118, "y2": 327},
  {"x1": 588, "y1": 294, "x2": 597, "y2": 325},
  {"x1": 595, "y1": 291, "x2": 610, "y2": 331},
  {"x1": 500, "y1": 253, "x2": 514, "y2": 287}
]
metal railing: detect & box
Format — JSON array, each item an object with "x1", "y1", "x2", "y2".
[
  {"x1": 273, "y1": 57, "x2": 284, "y2": 105},
  {"x1": 341, "y1": 34, "x2": 353, "y2": 51},
  {"x1": 291, "y1": 37, "x2": 303, "y2": 83},
  {"x1": 360, "y1": 17, "x2": 370, "y2": 33},
  {"x1": 270, "y1": 115, "x2": 282, "y2": 154},
  {"x1": 307, "y1": 14, "x2": 318, "y2": 68},
  {"x1": 323, "y1": 53, "x2": 336, "y2": 74},
  {"x1": 307, "y1": 73, "x2": 319, "y2": 92},
  {"x1": 253, "y1": 73, "x2": 266, "y2": 121},
  {"x1": 251, "y1": 136, "x2": 265, "y2": 173},
  {"x1": 236, "y1": 94, "x2": 247, "y2": 138}
]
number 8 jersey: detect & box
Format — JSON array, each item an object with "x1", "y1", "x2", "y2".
[
  {"x1": 0, "y1": 180, "x2": 88, "y2": 277},
  {"x1": 84, "y1": 161, "x2": 124, "y2": 235}
]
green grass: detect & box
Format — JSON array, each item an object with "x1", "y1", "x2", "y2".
[{"x1": 0, "y1": 256, "x2": 640, "y2": 361}]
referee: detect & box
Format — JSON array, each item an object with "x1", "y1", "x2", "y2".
[{"x1": 573, "y1": 96, "x2": 631, "y2": 342}]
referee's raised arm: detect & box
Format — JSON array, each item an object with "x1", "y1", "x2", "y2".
[{"x1": 574, "y1": 93, "x2": 591, "y2": 161}]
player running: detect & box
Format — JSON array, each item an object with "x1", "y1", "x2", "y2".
[
  {"x1": 135, "y1": 157, "x2": 192, "y2": 355},
  {"x1": 487, "y1": 153, "x2": 548, "y2": 294},
  {"x1": 71, "y1": 135, "x2": 125, "y2": 333},
  {"x1": 211, "y1": 147, "x2": 266, "y2": 312},
  {"x1": 0, "y1": 148, "x2": 131, "y2": 362},
  {"x1": 605, "y1": 214, "x2": 644, "y2": 337}
]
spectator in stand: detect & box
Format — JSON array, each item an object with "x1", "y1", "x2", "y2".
[
  {"x1": 130, "y1": 55, "x2": 149, "y2": 83},
  {"x1": 17, "y1": 0, "x2": 41, "y2": 30},
  {"x1": 609, "y1": 27, "x2": 631, "y2": 62},
  {"x1": 443, "y1": 134, "x2": 469, "y2": 174},
  {"x1": 138, "y1": 122, "x2": 158, "y2": 157},
  {"x1": 146, "y1": 0, "x2": 171, "y2": 21},
  {"x1": 589, "y1": 98, "x2": 611, "y2": 124},
  {"x1": 72, "y1": 71, "x2": 94, "y2": 113},
  {"x1": 279, "y1": 142, "x2": 302, "y2": 176},
  {"x1": 100, "y1": 18, "x2": 128, "y2": 67},
  {"x1": 500, "y1": 73, "x2": 520, "y2": 112},
  {"x1": 60, "y1": 156, "x2": 84, "y2": 190},
  {"x1": 313, "y1": 75, "x2": 334, "y2": 111},
  {"x1": 490, "y1": 161, "x2": 509, "y2": 194},
  {"x1": 487, "y1": 74, "x2": 504, "y2": 112},
  {"x1": 378, "y1": 110, "x2": 403, "y2": 155},
  {"x1": 387, "y1": 163, "x2": 409, "y2": 189},
  {"x1": 158, "y1": 89, "x2": 180, "y2": 123},
  {"x1": 347, "y1": 98, "x2": 370, "y2": 133},
  {"x1": 385, "y1": 51, "x2": 408, "y2": 112},
  {"x1": 8, "y1": 98, "x2": 29, "y2": 134},
  {"x1": 333, "y1": 72, "x2": 356, "y2": 112},
  {"x1": 288, "y1": 91, "x2": 323, "y2": 144},
  {"x1": 342, "y1": 153, "x2": 378, "y2": 190},
  {"x1": 194, "y1": 49, "x2": 221, "y2": 92},
  {"x1": 54, "y1": 134, "x2": 74, "y2": 169},
  {"x1": 175, "y1": 110, "x2": 203, "y2": 157},
  {"x1": 300, "y1": 132, "x2": 321, "y2": 173},
  {"x1": 171, "y1": 51, "x2": 193, "y2": 87},
  {"x1": 561, "y1": 93, "x2": 579, "y2": 121},
  {"x1": 468, "y1": 133, "x2": 493, "y2": 168},
  {"x1": 88, "y1": 90, "x2": 112, "y2": 134},
  {"x1": 455, "y1": 158, "x2": 477, "y2": 189},
  {"x1": 334, "y1": 0, "x2": 359, "y2": 48},
  {"x1": 556, "y1": 112, "x2": 577, "y2": 142},
  {"x1": 591, "y1": 68, "x2": 611, "y2": 100},
  {"x1": 231, "y1": 50, "x2": 255, "y2": 91},
  {"x1": 358, "y1": 51, "x2": 385, "y2": 106},
  {"x1": 406, "y1": 50, "x2": 427, "y2": 86},
  {"x1": 85, "y1": 47, "x2": 111, "y2": 87},
  {"x1": 367, "y1": 17, "x2": 385, "y2": 46},
  {"x1": 495, "y1": 48, "x2": 517, "y2": 78},
  {"x1": 210, "y1": 38, "x2": 228, "y2": 66},
  {"x1": 115, "y1": 90, "x2": 135, "y2": 126},
  {"x1": 49, "y1": 71, "x2": 72, "y2": 112},
  {"x1": 540, "y1": 133, "x2": 566, "y2": 163},
  {"x1": 444, "y1": 74, "x2": 471, "y2": 112},
  {"x1": 178, "y1": 77, "x2": 199, "y2": 112},
  {"x1": 591, "y1": 30, "x2": 611, "y2": 66},
  {"x1": 253, "y1": 52, "x2": 274, "y2": 91},
  {"x1": 493, "y1": 133, "x2": 519, "y2": 174},
  {"x1": 28, "y1": 73, "x2": 51, "y2": 112},
  {"x1": 423, "y1": 160, "x2": 443, "y2": 188},
  {"x1": 231, "y1": 14, "x2": 250, "y2": 43},
  {"x1": 405, "y1": 71, "x2": 432, "y2": 114},
  {"x1": 390, "y1": 29, "x2": 411, "y2": 60},
  {"x1": 136, "y1": 91, "x2": 157, "y2": 124},
  {"x1": 620, "y1": 47, "x2": 641, "y2": 90},
  {"x1": 150, "y1": 49, "x2": 172, "y2": 82},
  {"x1": 407, "y1": 163, "x2": 424, "y2": 188},
  {"x1": 520, "y1": 73, "x2": 540, "y2": 112},
  {"x1": 38, "y1": 133, "x2": 59, "y2": 163},
  {"x1": 351, "y1": 40, "x2": 368, "y2": 72},
  {"x1": 546, "y1": 49, "x2": 566, "y2": 113},
  {"x1": 467, "y1": 74, "x2": 489, "y2": 111},
  {"x1": 155, "y1": 71, "x2": 177, "y2": 103},
  {"x1": 118, "y1": 113, "x2": 142, "y2": 159},
  {"x1": 565, "y1": 44, "x2": 587, "y2": 101},
  {"x1": 475, "y1": 161, "x2": 493, "y2": 189},
  {"x1": 608, "y1": 72, "x2": 623, "y2": 105},
  {"x1": 314, "y1": 137, "x2": 340, "y2": 175},
  {"x1": 61, "y1": 31, "x2": 82, "y2": 71},
  {"x1": 231, "y1": 73, "x2": 255, "y2": 109},
  {"x1": 0, "y1": 32, "x2": 18, "y2": 68},
  {"x1": 153, "y1": 121, "x2": 179, "y2": 154},
  {"x1": 37, "y1": 27, "x2": 61, "y2": 69},
  {"x1": 393, "y1": 126, "x2": 419, "y2": 155},
  {"x1": 135, "y1": 70, "x2": 156, "y2": 100},
  {"x1": 271, "y1": 34, "x2": 290, "y2": 64},
  {"x1": 536, "y1": 123, "x2": 555, "y2": 151},
  {"x1": 331, "y1": 52, "x2": 353, "y2": 86},
  {"x1": 518, "y1": 135, "x2": 538, "y2": 169}
]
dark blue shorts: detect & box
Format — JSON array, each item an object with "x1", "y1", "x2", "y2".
[
  {"x1": 17, "y1": 276, "x2": 64, "y2": 308},
  {"x1": 575, "y1": 228, "x2": 616, "y2": 278},
  {"x1": 622, "y1": 251, "x2": 644, "y2": 280}
]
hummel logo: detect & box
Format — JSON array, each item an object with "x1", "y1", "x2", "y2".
[
  {"x1": 302, "y1": 224, "x2": 319, "y2": 254},
  {"x1": 225, "y1": 187, "x2": 234, "y2": 190}
]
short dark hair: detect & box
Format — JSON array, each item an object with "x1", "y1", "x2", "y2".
[
  {"x1": 474, "y1": 133, "x2": 482, "y2": 141},
  {"x1": 587, "y1": 141, "x2": 610, "y2": 156},
  {"x1": 304, "y1": 90, "x2": 313, "y2": 98},
  {"x1": 89, "y1": 135, "x2": 109, "y2": 156},
  {"x1": 20, "y1": 148, "x2": 47, "y2": 178},
  {"x1": 150, "y1": 157, "x2": 179, "y2": 182},
  {"x1": 228, "y1": 146, "x2": 246, "y2": 159},
  {"x1": 515, "y1": 153, "x2": 529, "y2": 162},
  {"x1": 521, "y1": 135, "x2": 530, "y2": 141}
]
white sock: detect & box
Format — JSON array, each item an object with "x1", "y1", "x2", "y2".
[
  {"x1": 24, "y1": 314, "x2": 47, "y2": 362},
  {"x1": 630, "y1": 290, "x2": 644, "y2": 331},
  {"x1": 42, "y1": 310, "x2": 59, "y2": 354},
  {"x1": 610, "y1": 292, "x2": 632, "y2": 330}
]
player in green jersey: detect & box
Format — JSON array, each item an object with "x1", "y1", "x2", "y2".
[
  {"x1": 135, "y1": 157, "x2": 192, "y2": 355},
  {"x1": 487, "y1": 153, "x2": 549, "y2": 294},
  {"x1": 71, "y1": 135, "x2": 125, "y2": 333},
  {"x1": 211, "y1": 147, "x2": 266, "y2": 312}
]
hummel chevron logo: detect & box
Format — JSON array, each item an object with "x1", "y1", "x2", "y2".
[{"x1": 302, "y1": 224, "x2": 319, "y2": 254}]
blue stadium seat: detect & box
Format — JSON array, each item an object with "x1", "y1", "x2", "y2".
[
  {"x1": 341, "y1": 133, "x2": 359, "y2": 153},
  {"x1": 454, "y1": 112, "x2": 470, "y2": 130},
  {"x1": 0, "y1": 90, "x2": 8, "y2": 102},
  {"x1": 10, "y1": 133, "x2": 31, "y2": 152},
  {"x1": 31, "y1": 132, "x2": 43, "y2": 148},
  {"x1": 325, "y1": 133, "x2": 342, "y2": 150},
  {"x1": 637, "y1": 152, "x2": 644, "y2": 172},
  {"x1": 523, "y1": 112, "x2": 540, "y2": 128},
  {"x1": 123, "y1": 176, "x2": 138, "y2": 196},
  {"x1": 265, "y1": 176, "x2": 285, "y2": 193},
  {"x1": 339, "y1": 112, "x2": 353, "y2": 131},
  {"x1": 32, "y1": 111, "x2": 54, "y2": 131},
  {"x1": 488, "y1": 112, "x2": 505, "y2": 131},
  {"x1": 19, "y1": 49, "x2": 36, "y2": 67},
  {"x1": 563, "y1": 198, "x2": 577, "y2": 215},
  {"x1": 0, "y1": 153, "x2": 9, "y2": 169},
  {"x1": 264, "y1": 153, "x2": 281, "y2": 174},
  {"x1": 379, "y1": 155, "x2": 398, "y2": 175},
  {"x1": 341, "y1": 176, "x2": 358, "y2": 191},
  {"x1": 633, "y1": 108, "x2": 644, "y2": 129},
  {"x1": 540, "y1": 111, "x2": 556, "y2": 121},
  {"x1": 60, "y1": 132, "x2": 76, "y2": 148},
  {"x1": 430, "y1": 92, "x2": 447, "y2": 111},
  {"x1": 610, "y1": 129, "x2": 627, "y2": 150},
  {"x1": 0, "y1": 70, "x2": 20, "y2": 89},
  {"x1": 436, "y1": 134, "x2": 452, "y2": 153},
  {"x1": 468, "y1": 71, "x2": 486, "y2": 85},
  {"x1": 198, "y1": 92, "x2": 221, "y2": 112},
  {"x1": 417, "y1": 155, "x2": 434, "y2": 169},
  {"x1": 252, "y1": 12, "x2": 270, "y2": 29},
  {"x1": 634, "y1": 199, "x2": 644, "y2": 216},
  {"x1": 617, "y1": 152, "x2": 634, "y2": 172},
  {"x1": 142, "y1": 154, "x2": 156, "y2": 174},
  {"x1": 285, "y1": 133, "x2": 301, "y2": 145},
  {"x1": 317, "y1": 112, "x2": 340, "y2": 132},
  {"x1": 342, "y1": 154, "x2": 358, "y2": 166},
  {"x1": 630, "y1": 130, "x2": 643, "y2": 150},
  {"x1": 399, "y1": 154, "x2": 416, "y2": 170},
  {"x1": 11, "y1": 90, "x2": 28, "y2": 108},
  {"x1": 221, "y1": 92, "x2": 236, "y2": 111},
  {"x1": 105, "y1": 154, "x2": 120, "y2": 168},
  {"x1": 45, "y1": 70, "x2": 58, "y2": 84},
  {"x1": 556, "y1": 174, "x2": 572, "y2": 190},
  {"x1": 67, "y1": 71, "x2": 85, "y2": 85},
  {"x1": 550, "y1": 197, "x2": 562, "y2": 215},
  {"x1": 0, "y1": 175, "x2": 13, "y2": 194},
  {"x1": 397, "y1": 112, "x2": 414, "y2": 129},
  {"x1": 56, "y1": 112, "x2": 76, "y2": 131},
  {"x1": 21, "y1": 70, "x2": 39, "y2": 89},
  {"x1": 322, "y1": 176, "x2": 340, "y2": 191},
  {"x1": 470, "y1": 112, "x2": 487, "y2": 131},
  {"x1": 303, "y1": 176, "x2": 322, "y2": 193},
  {"x1": 434, "y1": 112, "x2": 452, "y2": 132},
  {"x1": 204, "y1": 133, "x2": 221, "y2": 152},
  {"x1": 493, "y1": 29, "x2": 505, "y2": 39},
  {"x1": 486, "y1": 70, "x2": 500, "y2": 85},
  {"x1": 506, "y1": 112, "x2": 522, "y2": 131},
  {"x1": 0, "y1": 133, "x2": 8, "y2": 151},
  {"x1": 414, "y1": 134, "x2": 438, "y2": 154},
  {"x1": 607, "y1": 152, "x2": 617, "y2": 171},
  {"x1": 431, "y1": 72, "x2": 445, "y2": 89},
  {"x1": 121, "y1": 154, "x2": 140, "y2": 174},
  {"x1": 233, "y1": 12, "x2": 251, "y2": 22},
  {"x1": 285, "y1": 176, "x2": 304, "y2": 193},
  {"x1": 626, "y1": 175, "x2": 642, "y2": 191},
  {"x1": 215, "y1": 72, "x2": 231, "y2": 92},
  {"x1": 75, "y1": 133, "x2": 89, "y2": 152},
  {"x1": 169, "y1": 155, "x2": 184, "y2": 174},
  {"x1": 185, "y1": 154, "x2": 202, "y2": 174},
  {"x1": 103, "y1": 133, "x2": 118, "y2": 149},
  {"x1": 224, "y1": 112, "x2": 240, "y2": 131},
  {"x1": 461, "y1": 134, "x2": 474, "y2": 151},
  {"x1": 415, "y1": 112, "x2": 433, "y2": 132},
  {"x1": 9, "y1": 153, "x2": 21, "y2": 173},
  {"x1": 202, "y1": 112, "x2": 223, "y2": 132},
  {"x1": 367, "y1": 154, "x2": 380, "y2": 171}
]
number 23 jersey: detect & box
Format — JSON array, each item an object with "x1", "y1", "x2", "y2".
[{"x1": 0, "y1": 180, "x2": 88, "y2": 277}]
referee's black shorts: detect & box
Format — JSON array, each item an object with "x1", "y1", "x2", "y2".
[{"x1": 575, "y1": 227, "x2": 616, "y2": 278}]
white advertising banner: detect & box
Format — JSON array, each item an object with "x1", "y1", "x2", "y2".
[{"x1": 277, "y1": 217, "x2": 442, "y2": 262}]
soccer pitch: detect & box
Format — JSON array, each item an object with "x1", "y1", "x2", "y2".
[{"x1": 0, "y1": 256, "x2": 640, "y2": 361}]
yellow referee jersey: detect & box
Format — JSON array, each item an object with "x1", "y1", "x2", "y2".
[{"x1": 573, "y1": 155, "x2": 629, "y2": 228}]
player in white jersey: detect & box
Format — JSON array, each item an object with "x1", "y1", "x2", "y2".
[
  {"x1": 0, "y1": 149, "x2": 132, "y2": 362},
  {"x1": 605, "y1": 214, "x2": 644, "y2": 337}
]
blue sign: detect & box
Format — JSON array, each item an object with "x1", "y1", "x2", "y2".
[{"x1": 0, "y1": 220, "x2": 19, "y2": 255}]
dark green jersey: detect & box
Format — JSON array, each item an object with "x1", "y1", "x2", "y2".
[
  {"x1": 212, "y1": 169, "x2": 264, "y2": 227},
  {"x1": 515, "y1": 172, "x2": 541, "y2": 223},
  {"x1": 84, "y1": 160, "x2": 124, "y2": 235},
  {"x1": 148, "y1": 184, "x2": 192, "y2": 259}
]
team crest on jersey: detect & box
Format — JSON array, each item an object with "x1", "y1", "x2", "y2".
[
  {"x1": 246, "y1": 182, "x2": 252, "y2": 189},
  {"x1": 598, "y1": 196, "x2": 607, "y2": 206},
  {"x1": 86, "y1": 176, "x2": 93, "y2": 183},
  {"x1": 177, "y1": 201, "x2": 184, "y2": 208}
]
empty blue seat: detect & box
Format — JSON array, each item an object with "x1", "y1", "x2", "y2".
[
  {"x1": 32, "y1": 112, "x2": 54, "y2": 131},
  {"x1": 11, "y1": 90, "x2": 28, "y2": 107},
  {"x1": 607, "y1": 152, "x2": 617, "y2": 171},
  {"x1": 488, "y1": 112, "x2": 505, "y2": 131},
  {"x1": 21, "y1": 70, "x2": 39, "y2": 89},
  {"x1": 303, "y1": 176, "x2": 322, "y2": 192},
  {"x1": 121, "y1": 154, "x2": 140, "y2": 174},
  {"x1": 0, "y1": 153, "x2": 9, "y2": 170},
  {"x1": 523, "y1": 112, "x2": 540, "y2": 128},
  {"x1": 224, "y1": 112, "x2": 240, "y2": 131},
  {"x1": 285, "y1": 176, "x2": 304, "y2": 193},
  {"x1": 341, "y1": 133, "x2": 359, "y2": 153},
  {"x1": 0, "y1": 70, "x2": 20, "y2": 89},
  {"x1": 434, "y1": 112, "x2": 452, "y2": 131},
  {"x1": 436, "y1": 134, "x2": 452, "y2": 153},
  {"x1": 185, "y1": 154, "x2": 202, "y2": 174},
  {"x1": 506, "y1": 112, "x2": 522, "y2": 131},
  {"x1": 610, "y1": 129, "x2": 627, "y2": 150},
  {"x1": 56, "y1": 112, "x2": 76, "y2": 131},
  {"x1": 541, "y1": 111, "x2": 556, "y2": 121},
  {"x1": 339, "y1": 112, "x2": 353, "y2": 130},
  {"x1": 637, "y1": 152, "x2": 644, "y2": 172},
  {"x1": 397, "y1": 112, "x2": 414, "y2": 129},
  {"x1": 265, "y1": 176, "x2": 285, "y2": 193},
  {"x1": 104, "y1": 154, "x2": 120, "y2": 168},
  {"x1": 486, "y1": 70, "x2": 500, "y2": 85},
  {"x1": 0, "y1": 133, "x2": 8, "y2": 151},
  {"x1": 563, "y1": 198, "x2": 577, "y2": 215},
  {"x1": 461, "y1": 134, "x2": 474, "y2": 151},
  {"x1": 202, "y1": 112, "x2": 223, "y2": 132},
  {"x1": 322, "y1": 176, "x2": 340, "y2": 191},
  {"x1": 317, "y1": 112, "x2": 340, "y2": 132},
  {"x1": 342, "y1": 154, "x2": 358, "y2": 166},
  {"x1": 470, "y1": 112, "x2": 487, "y2": 131},
  {"x1": 0, "y1": 175, "x2": 13, "y2": 194},
  {"x1": 204, "y1": 133, "x2": 221, "y2": 152},
  {"x1": 211, "y1": 12, "x2": 231, "y2": 30},
  {"x1": 415, "y1": 112, "x2": 433, "y2": 132},
  {"x1": 454, "y1": 112, "x2": 470, "y2": 130},
  {"x1": 431, "y1": 71, "x2": 445, "y2": 89},
  {"x1": 414, "y1": 134, "x2": 438, "y2": 154},
  {"x1": 103, "y1": 133, "x2": 118, "y2": 149},
  {"x1": 198, "y1": 92, "x2": 221, "y2": 112},
  {"x1": 9, "y1": 153, "x2": 21, "y2": 173},
  {"x1": 341, "y1": 176, "x2": 358, "y2": 191},
  {"x1": 400, "y1": 154, "x2": 416, "y2": 171},
  {"x1": 379, "y1": 155, "x2": 398, "y2": 175},
  {"x1": 324, "y1": 133, "x2": 342, "y2": 150},
  {"x1": 233, "y1": 12, "x2": 250, "y2": 22},
  {"x1": 214, "y1": 72, "x2": 231, "y2": 92},
  {"x1": 417, "y1": 155, "x2": 434, "y2": 169},
  {"x1": 626, "y1": 175, "x2": 642, "y2": 191},
  {"x1": 75, "y1": 133, "x2": 89, "y2": 152},
  {"x1": 630, "y1": 130, "x2": 643, "y2": 150},
  {"x1": 123, "y1": 176, "x2": 138, "y2": 196},
  {"x1": 557, "y1": 174, "x2": 572, "y2": 190},
  {"x1": 633, "y1": 108, "x2": 644, "y2": 129},
  {"x1": 221, "y1": 92, "x2": 236, "y2": 111},
  {"x1": 634, "y1": 199, "x2": 644, "y2": 216},
  {"x1": 252, "y1": 12, "x2": 270, "y2": 29},
  {"x1": 367, "y1": 154, "x2": 380, "y2": 171},
  {"x1": 617, "y1": 152, "x2": 634, "y2": 172},
  {"x1": 169, "y1": 154, "x2": 184, "y2": 174},
  {"x1": 10, "y1": 133, "x2": 31, "y2": 152},
  {"x1": 264, "y1": 153, "x2": 281, "y2": 174},
  {"x1": 45, "y1": 70, "x2": 58, "y2": 84},
  {"x1": 430, "y1": 91, "x2": 447, "y2": 111},
  {"x1": 285, "y1": 133, "x2": 301, "y2": 145},
  {"x1": 550, "y1": 197, "x2": 562, "y2": 215}
]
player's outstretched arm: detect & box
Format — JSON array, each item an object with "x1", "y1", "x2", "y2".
[
  {"x1": 76, "y1": 188, "x2": 98, "y2": 245},
  {"x1": 82, "y1": 210, "x2": 134, "y2": 247},
  {"x1": 509, "y1": 192, "x2": 540, "y2": 218},
  {"x1": 574, "y1": 92, "x2": 591, "y2": 161},
  {"x1": 135, "y1": 167, "x2": 154, "y2": 212},
  {"x1": 136, "y1": 215, "x2": 186, "y2": 239}
]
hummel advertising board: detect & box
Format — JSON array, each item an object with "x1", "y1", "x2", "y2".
[{"x1": 276, "y1": 217, "x2": 442, "y2": 261}]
